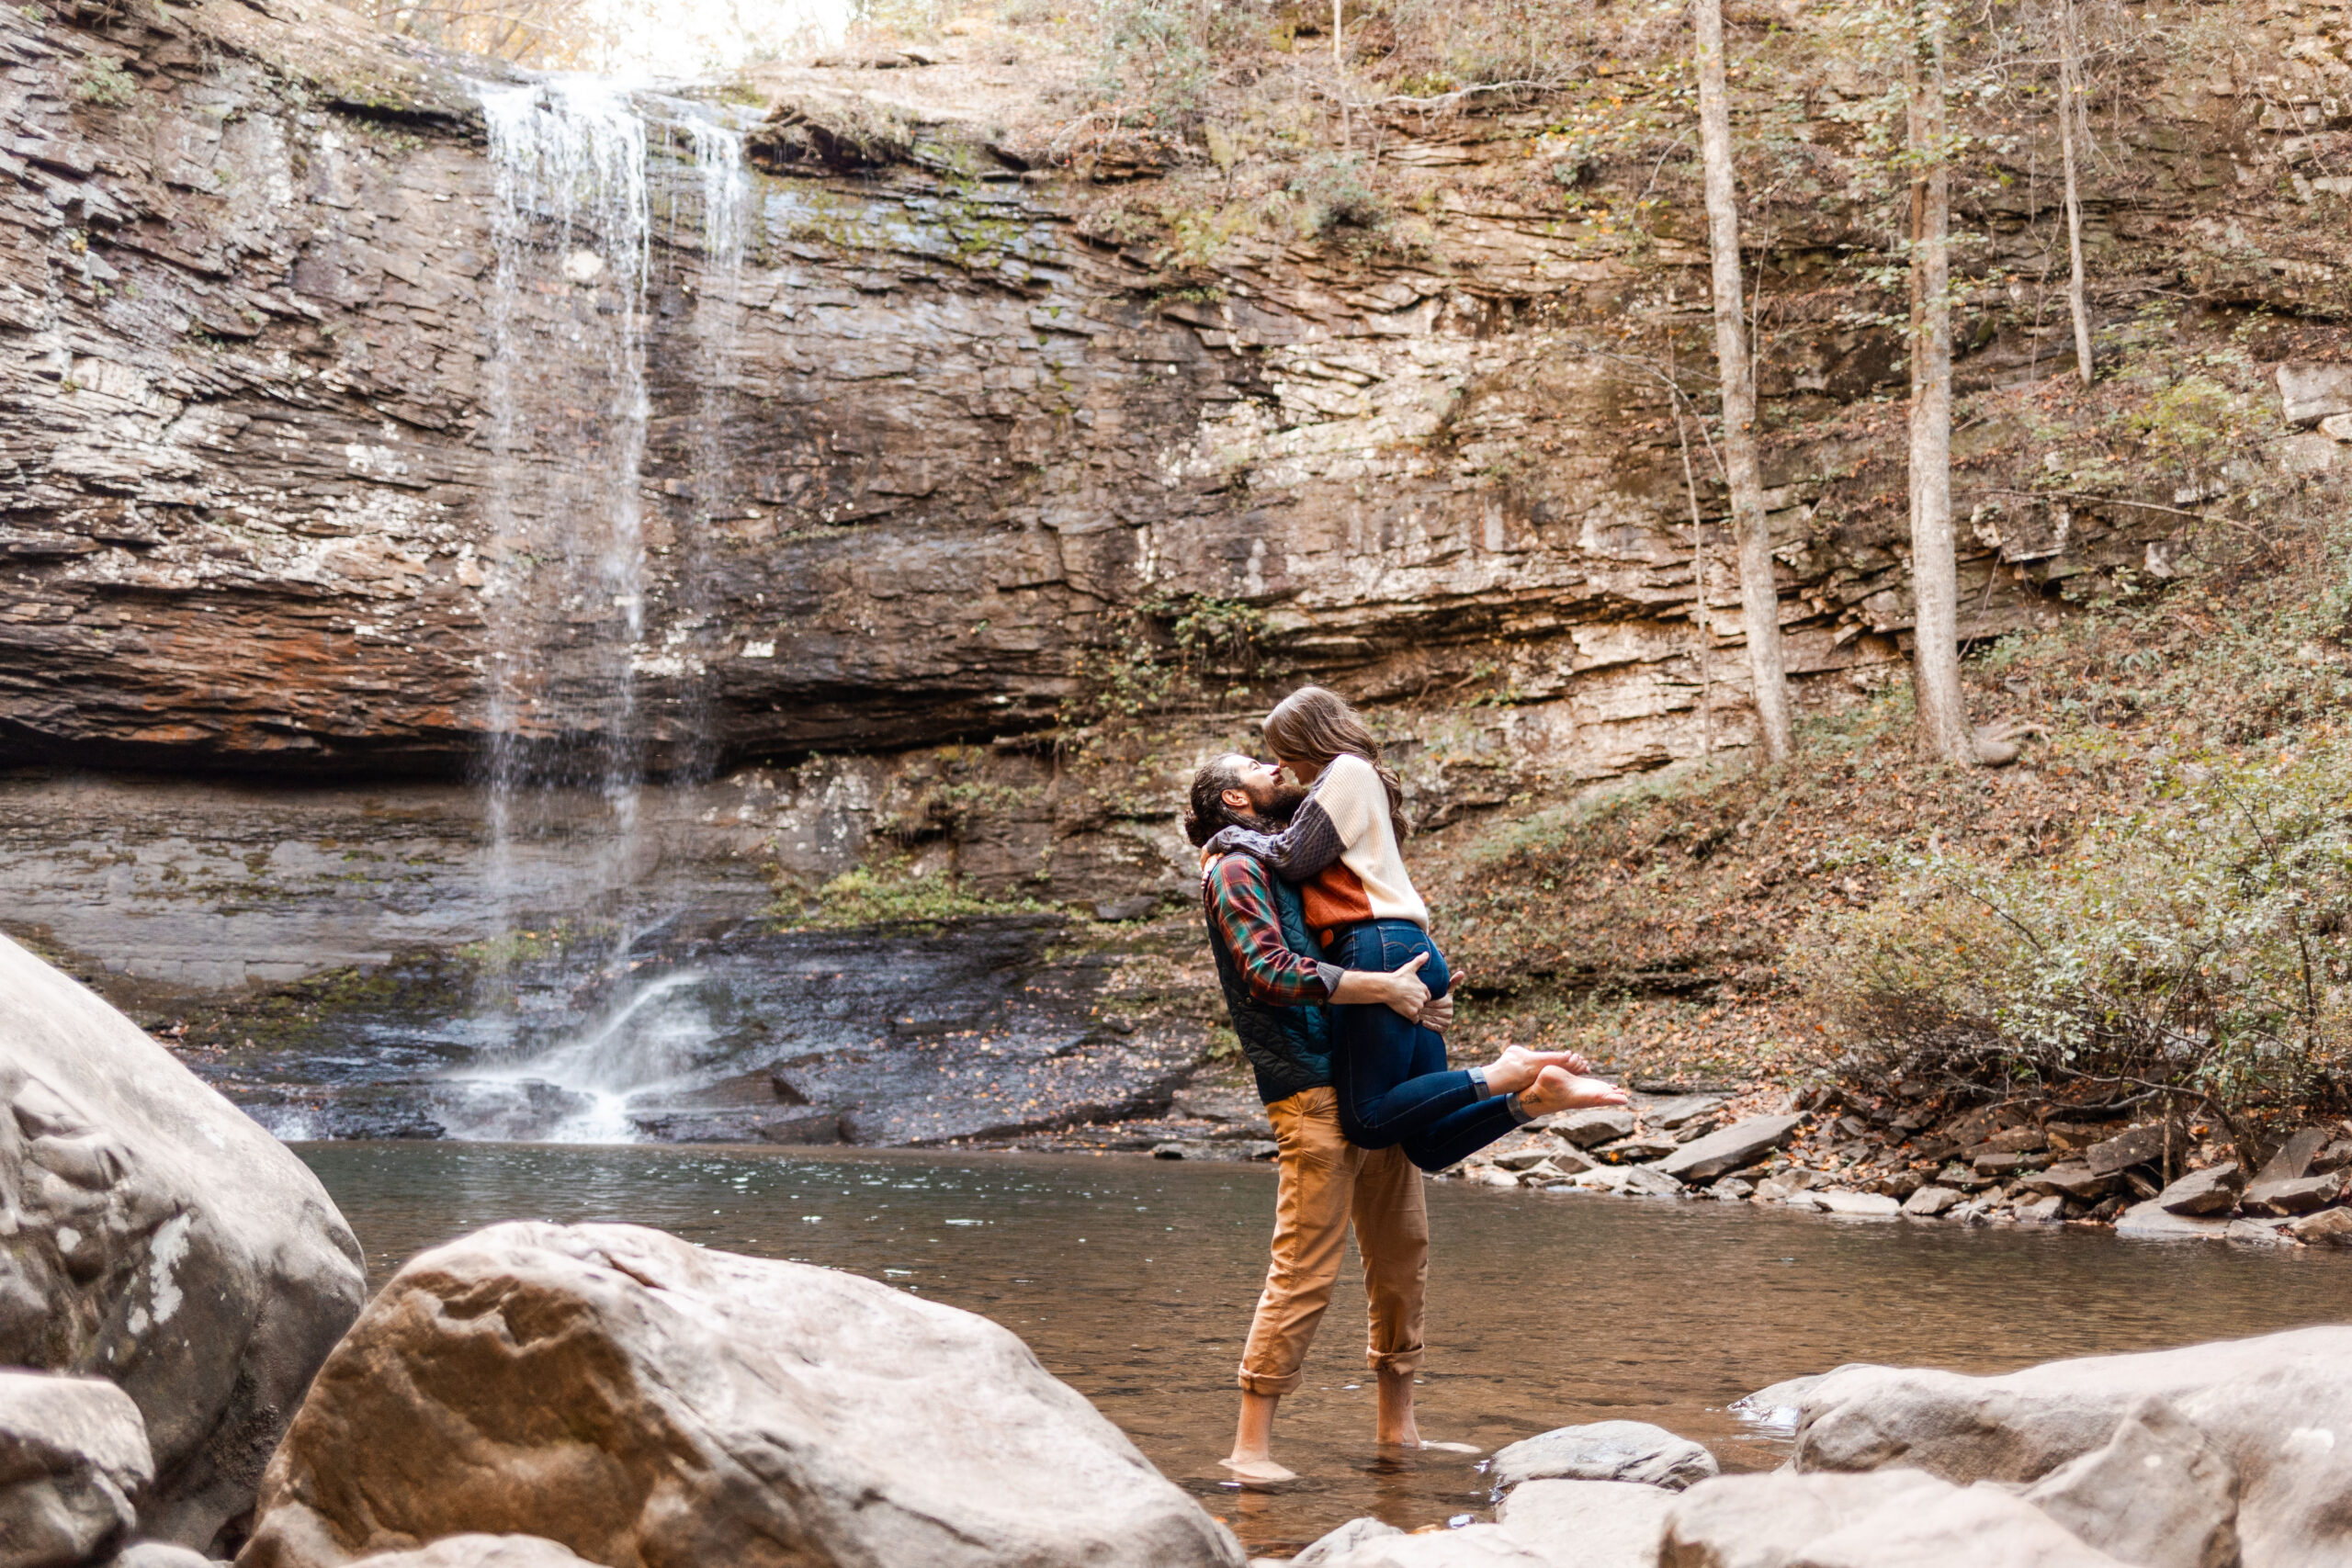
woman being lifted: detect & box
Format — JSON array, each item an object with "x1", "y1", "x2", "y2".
[{"x1": 1199, "y1": 686, "x2": 1628, "y2": 1166}]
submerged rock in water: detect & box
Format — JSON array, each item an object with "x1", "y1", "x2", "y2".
[
  {"x1": 240, "y1": 1222, "x2": 1244, "y2": 1568},
  {"x1": 0, "y1": 1371, "x2": 153, "y2": 1568},
  {"x1": 1488, "y1": 1420, "x2": 1718, "y2": 1493},
  {"x1": 0, "y1": 934, "x2": 366, "y2": 1554}
]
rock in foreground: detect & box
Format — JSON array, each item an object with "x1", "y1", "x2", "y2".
[
  {"x1": 1790, "y1": 1326, "x2": 2352, "y2": 1566},
  {"x1": 239, "y1": 1222, "x2": 1243, "y2": 1568},
  {"x1": 0, "y1": 934, "x2": 367, "y2": 1553},
  {"x1": 0, "y1": 1371, "x2": 153, "y2": 1568}
]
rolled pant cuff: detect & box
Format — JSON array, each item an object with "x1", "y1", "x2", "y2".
[
  {"x1": 1365, "y1": 1347, "x2": 1423, "y2": 1376},
  {"x1": 1238, "y1": 1365, "x2": 1307, "y2": 1396}
]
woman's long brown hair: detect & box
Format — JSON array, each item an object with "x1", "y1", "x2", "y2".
[{"x1": 1261, "y1": 686, "x2": 1410, "y2": 841}]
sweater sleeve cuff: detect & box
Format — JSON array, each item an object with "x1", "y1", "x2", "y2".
[{"x1": 1313, "y1": 960, "x2": 1345, "y2": 998}]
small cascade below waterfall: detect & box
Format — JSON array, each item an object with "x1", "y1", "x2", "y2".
[{"x1": 447, "y1": 77, "x2": 758, "y2": 1141}]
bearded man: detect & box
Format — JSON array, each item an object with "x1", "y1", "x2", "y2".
[{"x1": 1183, "y1": 752, "x2": 1590, "y2": 1484}]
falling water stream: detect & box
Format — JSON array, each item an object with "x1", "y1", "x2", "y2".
[{"x1": 446, "y1": 77, "x2": 755, "y2": 1141}]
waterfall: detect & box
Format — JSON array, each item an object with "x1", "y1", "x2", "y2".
[{"x1": 453, "y1": 77, "x2": 754, "y2": 1142}]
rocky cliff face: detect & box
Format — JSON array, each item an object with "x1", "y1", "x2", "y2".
[{"x1": 7, "y1": 0, "x2": 2254, "y2": 792}]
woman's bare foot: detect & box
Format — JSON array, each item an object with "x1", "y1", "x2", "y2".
[
  {"x1": 1217, "y1": 1455, "x2": 1297, "y2": 1485},
  {"x1": 1515, "y1": 1066, "x2": 1630, "y2": 1117},
  {"x1": 1480, "y1": 1045, "x2": 1592, "y2": 1096}
]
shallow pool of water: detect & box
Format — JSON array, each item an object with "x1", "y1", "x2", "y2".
[{"x1": 299, "y1": 1142, "x2": 2352, "y2": 1556}]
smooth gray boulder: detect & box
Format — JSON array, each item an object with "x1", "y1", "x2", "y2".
[
  {"x1": 239, "y1": 1222, "x2": 1243, "y2": 1568},
  {"x1": 1658, "y1": 1470, "x2": 1956, "y2": 1568},
  {"x1": 2020, "y1": 1398, "x2": 2238, "y2": 1568},
  {"x1": 1495, "y1": 1478, "x2": 1673, "y2": 1568},
  {"x1": 348, "y1": 1539, "x2": 591, "y2": 1567},
  {"x1": 2255, "y1": 1128, "x2": 2333, "y2": 1183},
  {"x1": 1294, "y1": 1518, "x2": 1405, "y2": 1566},
  {"x1": 1793, "y1": 1325, "x2": 2352, "y2": 1564},
  {"x1": 0, "y1": 1371, "x2": 153, "y2": 1568},
  {"x1": 1294, "y1": 1517, "x2": 1405, "y2": 1566},
  {"x1": 1489, "y1": 1421, "x2": 1717, "y2": 1493},
  {"x1": 0, "y1": 934, "x2": 367, "y2": 1555},
  {"x1": 2283, "y1": 1207, "x2": 2352, "y2": 1245},
  {"x1": 1649, "y1": 1116, "x2": 1802, "y2": 1184},
  {"x1": 1784, "y1": 1483, "x2": 2132, "y2": 1567},
  {"x1": 1316, "y1": 1525, "x2": 1546, "y2": 1568}
]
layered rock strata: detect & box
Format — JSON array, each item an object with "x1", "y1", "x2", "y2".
[{"x1": 0, "y1": 0, "x2": 2210, "y2": 784}]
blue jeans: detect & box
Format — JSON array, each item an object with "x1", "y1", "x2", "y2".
[{"x1": 1326, "y1": 920, "x2": 1521, "y2": 1172}]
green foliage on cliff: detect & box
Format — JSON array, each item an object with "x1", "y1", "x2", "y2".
[{"x1": 1067, "y1": 592, "x2": 1269, "y2": 723}]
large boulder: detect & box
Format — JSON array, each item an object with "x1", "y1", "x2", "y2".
[
  {"x1": 1658, "y1": 1470, "x2": 1956, "y2": 1567},
  {"x1": 1488, "y1": 1422, "x2": 1717, "y2": 1493},
  {"x1": 1494, "y1": 1478, "x2": 1673, "y2": 1568},
  {"x1": 0, "y1": 1371, "x2": 153, "y2": 1568},
  {"x1": 1792, "y1": 1325, "x2": 2352, "y2": 1487},
  {"x1": 237, "y1": 1222, "x2": 1243, "y2": 1568},
  {"x1": 1783, "y1": 1484, "x2": 2132, "y2": 1568},
  {"x1": 1792, "y1": 1327, "x2": 2352, "y2": 1566},
  {"x1": 0, "y1": 935, "x2": 367, "y2": 1553},
  {"x1": 2019, "y1": 1398, "x2": 2238, "y2": 1568}
]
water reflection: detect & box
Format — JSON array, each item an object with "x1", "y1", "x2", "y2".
[{"x1": 298, "y1": 1143, "x2": 2352, "y2": 1556}]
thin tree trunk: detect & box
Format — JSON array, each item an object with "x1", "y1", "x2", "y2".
[
  {"x1": 1906, "y1": 0, "x2": 1975, "y2": 764},
  {"x1": 1691, "y1": 0, "x2": 1793, "y2": 762},
  {"x1": 2057, "y1": 0, "x2": 2095, "y2": 384}
]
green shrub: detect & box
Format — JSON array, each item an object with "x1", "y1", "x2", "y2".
[
  {"x1": 74, "y1": 55, "x2": 137, "y2": 107},
  {"x1": 1287, "y1": 152, "x2": 1390, "y2": 237},
  {"x1": 1808, "y1": 740, "x2": 2352, "y2": 1156},
  {"x1": 1091, "y1": 0, "x2": 1215, "y2": 136}
]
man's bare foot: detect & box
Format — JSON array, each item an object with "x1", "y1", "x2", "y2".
[
  {"x1": 1481, "y1": 1044, "x2": 1591, "y2": 1096},
  {"x1": 1516, "y1": 1066, "x2": 1630, "y2": 1117},
  {"x1": 1217, "y1": 1455, "x2": 1297, "y2": 1485}
]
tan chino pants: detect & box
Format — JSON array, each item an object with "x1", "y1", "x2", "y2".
[{"x1": 1237, "y1": 1086, "x2": 1429, "y2": 1395}]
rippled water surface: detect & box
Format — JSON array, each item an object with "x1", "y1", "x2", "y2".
[{"x1": 300, "y1": 1142, "x2": 2352, "y2": 1555}]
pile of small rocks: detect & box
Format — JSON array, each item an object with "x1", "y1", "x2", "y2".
[{"x1": 1446, "y1": 1085, "x2": 2352, "y2": 1245}]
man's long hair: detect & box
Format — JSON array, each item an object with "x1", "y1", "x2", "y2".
[{"x1": 1261, "y1": 685, "x2": 1410, "y2": 841}]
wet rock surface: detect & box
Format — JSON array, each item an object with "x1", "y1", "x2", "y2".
[
  {"x1": 0, "y1": 934, "x2": 366, "y2": 1555},
  {"x1": 241, "y1": 1221, "x2": 1244, "y2": 1568}
]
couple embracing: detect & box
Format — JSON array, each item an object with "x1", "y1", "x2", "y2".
[{"x1": 1182, "y1": 685, "x2": 1628, "y2": 1484}]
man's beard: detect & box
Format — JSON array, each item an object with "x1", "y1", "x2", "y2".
[{"x1": 1227, "y1": 780, "x2": 1309, "y2": 834}]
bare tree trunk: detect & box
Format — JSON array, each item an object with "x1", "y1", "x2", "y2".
[
  {"x1": 1691, "y1": 0, "x2": 1794, "y2": 763},
  {"x1": 2057, "y1": 0, "x2": 2095, "y2": 384},
  {"x1": 1906, "y1": 0, "x2": 1976, "y2": 764}
]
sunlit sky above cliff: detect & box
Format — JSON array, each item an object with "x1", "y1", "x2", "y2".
[{"x1": 594, "y1": 0, "x2": 854, "y2": 77}]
